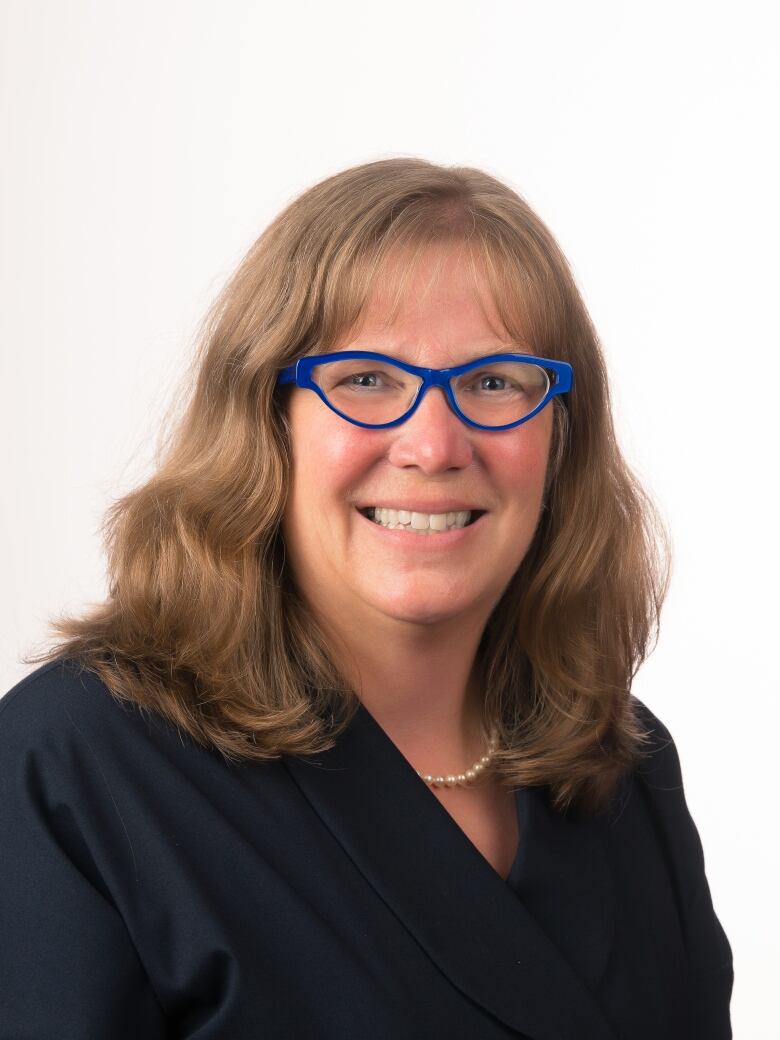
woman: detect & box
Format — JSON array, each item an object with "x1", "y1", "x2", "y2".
[{"x1": 1, "y1": 158, "x2": 733, "y2": 1038}]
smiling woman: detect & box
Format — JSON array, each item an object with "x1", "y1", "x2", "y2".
[{"x1": 1, "y1": 158, "x2": 733, "y2": 1038}]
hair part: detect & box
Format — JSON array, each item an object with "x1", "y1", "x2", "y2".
[{"x1": 24, "y1": 157, "x2": 671, "y2": 816}]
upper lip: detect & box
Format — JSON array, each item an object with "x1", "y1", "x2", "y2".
[{"x1": 357, "y1": 501, "x2": 486, "y2": 513}]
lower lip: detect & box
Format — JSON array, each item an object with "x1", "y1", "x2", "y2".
[{"x1": 356, "y1": 509, "x2": 486, "y2": 547}]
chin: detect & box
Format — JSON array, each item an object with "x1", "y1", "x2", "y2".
[{"x1": 367, "y1": 590, "x2": 479, "y2": 627}]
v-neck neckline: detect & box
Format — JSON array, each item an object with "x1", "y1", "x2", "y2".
[{"x1": 283, "y1": 699, "x2": 619, "y2": 1040}]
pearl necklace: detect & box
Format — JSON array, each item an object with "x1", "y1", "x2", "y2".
[{"x1": 416, "y1": 729, "x2": 500, "y2": 788}]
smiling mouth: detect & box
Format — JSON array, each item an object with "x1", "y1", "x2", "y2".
[{"x1": 357, "y1": 507, "x2": 486, "y2": 528}]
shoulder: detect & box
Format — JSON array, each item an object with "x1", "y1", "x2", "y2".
[
  {"x1": 625, "y1": 696, "x2": 734, "y2": 1018},
  {"x1": 629, "y1": 691, "x2": 674, "y2": 750},
  {"x1": 620, "y1": 693, "x2": 700, "y2": 848},
  {"x1": 622, "y1": 695, "x2": 721, "y2": 927},
  {"x1": 0, "y1": 658, "x2": 162, "y2": 758},
  {"x1": 0, "y1": 659, "x2": 204, "y2": 805},
  {"x1": 2, "y1": 657, "x2": 127, "y2": 727},
  {"x1": 629, "y1": 693, "x2": 684, "y2": 789},
  {"x1": 0, "y1": 661, "x2": 171, "y2": 1035},
  {"x1": 0, "y1": 658, "x2": 236, "y2": 888}
]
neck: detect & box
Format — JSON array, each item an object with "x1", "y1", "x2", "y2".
[{"x1": 319, "y1": 607, "x2": 491, "y2": 780}]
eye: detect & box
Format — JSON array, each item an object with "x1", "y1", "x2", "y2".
[
  {"x1": 342, "y1": 372, "x2": 385, "y2": 388},
  {"x1": 480, "y1": 375, "x2": 508, "y2": 391},
  {"x1": 332, "y1": 368, "x2": 408, "y2": 392},
  {"x1": 463, "y1": 371, "x2": 525, "y2": 394}
]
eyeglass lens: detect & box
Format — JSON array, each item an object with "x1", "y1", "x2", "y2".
[{"x1": 311, "y1": 357, "x2": 550, "y2": 426}]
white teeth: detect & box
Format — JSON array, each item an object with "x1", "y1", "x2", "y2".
[{"x1": 367, "y1": 508, "x2": 473, "y2": 533}]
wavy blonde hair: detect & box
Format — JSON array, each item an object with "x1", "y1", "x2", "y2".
[{"x1": 25, "y1": 157, "x2": 671, "y2": 815}]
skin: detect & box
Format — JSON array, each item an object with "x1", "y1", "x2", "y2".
[{"x1": 282, "y1": 244, "x2": 553, "y2": 801}]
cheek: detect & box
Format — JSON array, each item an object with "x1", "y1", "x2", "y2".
[
  {"x1": 288, "y1": 402, "x2": 379, "y2": 504},
  {"x1": 491, "y1": 422, "x2": 552, "y2": 495}
]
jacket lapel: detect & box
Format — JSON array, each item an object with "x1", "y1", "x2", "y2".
[{"x1": 284, "y1": 702, "x2": 617, "y2": 1040}]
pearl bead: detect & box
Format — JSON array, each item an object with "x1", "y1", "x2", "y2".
[{"x1": 415, "y1": 728, "x2": 500, "y2": 788}]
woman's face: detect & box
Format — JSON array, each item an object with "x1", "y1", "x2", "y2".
[{"x1": 281, "y1": 246, "x2": 553, "y2": 636}]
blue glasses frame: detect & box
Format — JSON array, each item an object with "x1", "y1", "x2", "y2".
[{"x1": 276, "y1": 350, "x2": 574, "y2": 431}]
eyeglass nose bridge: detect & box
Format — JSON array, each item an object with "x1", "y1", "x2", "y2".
[{"x1": 397, "y1": 369, "x2": 463, "y2": 427}]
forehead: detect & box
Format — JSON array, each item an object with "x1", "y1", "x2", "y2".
[{"x1": 330, "y1": 243, "x2": 529, "y2": 357}]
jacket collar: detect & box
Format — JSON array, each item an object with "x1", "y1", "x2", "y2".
[{"x1": 284, "y1": 701, "x2": 617, "y2": 1040}]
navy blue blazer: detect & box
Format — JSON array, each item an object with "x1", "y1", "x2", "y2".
[{"x1": 0, "y1": 659, "x2": 733, "y2": 1038}]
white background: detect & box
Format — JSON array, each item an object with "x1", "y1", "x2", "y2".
[{"x1": 1, "y1": 1, "x2": 777, "y2": 1031}]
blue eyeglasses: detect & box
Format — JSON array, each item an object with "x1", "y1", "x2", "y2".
[{"x1": 276, "y1": 350, "x2": 573, "y2": 431}]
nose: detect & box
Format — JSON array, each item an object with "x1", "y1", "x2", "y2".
[{"x1": 386, "y1": 384, "x2": 474, "y2": 474}]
